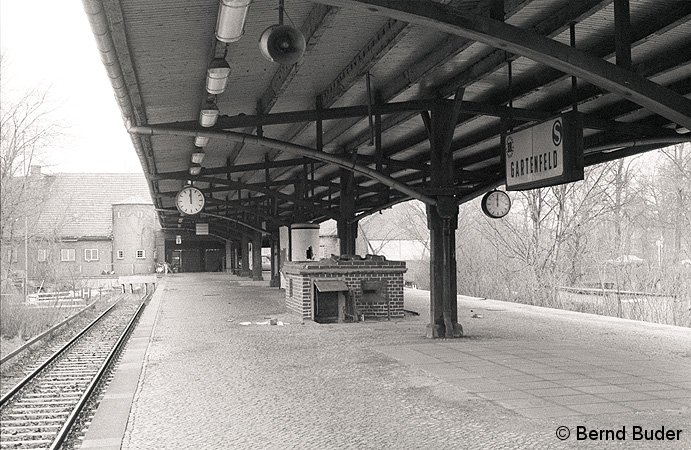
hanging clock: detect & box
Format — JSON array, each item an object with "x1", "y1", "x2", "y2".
[
  {"x1": 481, "y1": 190, "x2": 511, "y2": 219},
  {"x1": 176, "y1": 186, "x2": 205, "y2": 215}
]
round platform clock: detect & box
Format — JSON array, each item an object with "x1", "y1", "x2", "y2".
[
  {"x1": 481, "y1": 190, "x2": 511, "y2": 219},
  {"x1": 176, "y1": 186, "x2": 205, "y2": 215}
]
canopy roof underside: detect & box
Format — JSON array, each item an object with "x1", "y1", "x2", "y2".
[{"x1": 85, "y1": 0, "x2": 691, "y2": 238}]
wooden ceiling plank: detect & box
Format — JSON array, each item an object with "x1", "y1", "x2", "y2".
[
  {"x1": 337, "y1": 0, "x2": 612, "y2": 151},
  {"x1": 342, "y1": 4, "x2": 691, "y2": 170}
]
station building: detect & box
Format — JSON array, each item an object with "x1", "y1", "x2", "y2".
[{"x1": 2, "y1": 168, "x2": 162, "y2": 289}]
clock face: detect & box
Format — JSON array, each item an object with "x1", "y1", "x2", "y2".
[
  {"x1": 481, "y1": 190, "x2": 511, "y2": 219},
  {"x1": 176, "y1": 186, "x2": 205, "y2": 215}
]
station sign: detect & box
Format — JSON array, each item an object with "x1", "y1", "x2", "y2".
[
  {"x1": 195, "y1": 223, "x2": 209, "y2": 235},
  {"x1": 504, "y1": 112, "x2": 584, "y2": 191}
]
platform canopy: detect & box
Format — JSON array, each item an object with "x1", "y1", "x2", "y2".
[{"x1": 84, "y1": 0, "x2": 691, "y2": 239}]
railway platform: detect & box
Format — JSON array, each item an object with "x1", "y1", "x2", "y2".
[{"x1": 82, "y1": 273, "x2": 690, "y2": 449}]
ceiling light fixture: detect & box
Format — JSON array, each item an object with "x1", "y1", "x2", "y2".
[
  {"x1": 216, "y1": 0, "x2": 252, "y2": 43},
  {"x1": 199, "y1": 102, "x2": 219, "y2": 127},
  {"x1": 195, "y1": 135, "x2": 209, "y2": 147},
  {"x1": 189, "y1": 164, "x2": 202, "y2": 176},
  {"x1": 206, "y1": 58, "x2": 231, "y2": 94},
  {"x1": 191, "y1": 150, "x2": 206, "y2": 164}
]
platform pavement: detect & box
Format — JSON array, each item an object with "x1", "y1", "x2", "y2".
[{"x1": 81, "y1": 273, "x2": 689, "y2": 449}]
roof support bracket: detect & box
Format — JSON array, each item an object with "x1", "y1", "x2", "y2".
[
  {"x1": 310, "y1": 0, "x2": 691, "y2": 130},
  {"x1": 129, "y1": 125, "x2": 438, "y2": 206}
]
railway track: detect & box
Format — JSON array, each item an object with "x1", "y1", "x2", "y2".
[
  {"x1": 0, "y1": 295, "x2": 128, "y2": 399},
  {"x1": 0, "y1": 294, "x2": 148, "y2": 449}
]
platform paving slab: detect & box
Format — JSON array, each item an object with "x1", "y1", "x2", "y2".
[
  {"x1": 87, "y1": 276, "x2": 689, "y2": 449},
  {"x1": 80, "y1": 280, "x2": 166, "y2": 449}
]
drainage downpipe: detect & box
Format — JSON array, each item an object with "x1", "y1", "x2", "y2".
[{"x1": 128, "y1": 125, "x2": 438, "y2": 207}]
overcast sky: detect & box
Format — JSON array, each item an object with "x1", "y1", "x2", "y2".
[{"x1": 1, "y1": 0, "x2": 143, "y2": 174}]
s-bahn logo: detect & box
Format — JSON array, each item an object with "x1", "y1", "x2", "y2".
[
  {"x1": 506, "y1": 136, "x2": 514, "y2": 158},
  {"x1": 552, "y1": 119, "x2": 562, "y2": 147}
]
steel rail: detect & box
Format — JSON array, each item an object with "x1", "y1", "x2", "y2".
[
  {"x1": 0, "y1": 299, "x2": 101, "y2": 365},
  {"x1": 50, "y1": 294, "x2": 151, "y2": 450},
  {"x1": 0, "y1": 297, "x2": 123, "y2": 407}
]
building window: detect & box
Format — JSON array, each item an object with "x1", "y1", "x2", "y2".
[
  {"x1": 38, "y1": 249, "x2": 48, "y2": 262},
  {"x1": 84, "y1": 249, "x2": 99, "y2": 261},
  {"x1": 61, "y1": 249, "x2": 76, "y2": 262},
  {"x1": 136, "y1": 250, "x2": 146, "y2": 259},
  {"x1": 117, "y1": 250, "x2": 124, "y2": 259}
]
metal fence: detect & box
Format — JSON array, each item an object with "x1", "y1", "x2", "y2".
[{"x1": 557, "y1": 286, "x2": 689, "y2": 327}]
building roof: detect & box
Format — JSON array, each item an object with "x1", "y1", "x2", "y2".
[{"x1": 34, "y1": 173, "x2": 152, "y2": 239}]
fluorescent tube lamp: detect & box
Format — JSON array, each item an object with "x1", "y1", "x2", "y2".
[
  {"x1": 191, "y1": 150, "x2": 205, "y2": 164},
  {"x1": 216, "y1": 0, "x2": 252, "y2": 43},
  {"x1": 189, "y1": 164, "x2": 202, "y2": 176},
  {"x1": 206, "y1": 58, "x2": 231, "y2": 94},
  {"x1": 199, "y1": 103, "x2": 219, "y2": 127},
  {"x1": 194, "y1": 135, "x2": 209, "y2": 147}
]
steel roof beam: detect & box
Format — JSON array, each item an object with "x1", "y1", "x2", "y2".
[
  {"x1": 158, "y1": 194, "x2": 282, "y2": 225},
  {"x1": 130, "y1": 125, "x2": 438, "y2": 206},
  {"x1": 302, "y1": 3, "x2": 688, "y2": 214},
  {"x1": 314, "y1": 0, "x2": 691, "y2": 129},
  {"x1": 154, "y1": 172, "x2": 338, "y2": 219},
  {"x1": 226, "y1": 5, "x2": 339, "y2": 166},
  {"x1": 260, "y1": 0, "x2": 536, "y2": 184},
  {"x1": 157, "y1": 208, "x2": 268, "y2": 234},
  {"x1": 151, "y1": 98, "x2": 549, "y2": 131},
  {"x1": 330, "y1": 3, "x2": 691, "y2": 171},
  {"x1": 276, "y1": 0, "x2": 474, "y2": 157},
  {"x1": 266, "y1": 0, "x2": 612, "y2": 189},
  {"x1": 322, "y1": 0, "x2": 611, "y2": 151},
  {"x1": 479, "y1": 10, "x2": 691, "y2": 121},
  {"x1": 318, "y1": 0, "x2": 539, "y2": 138}
]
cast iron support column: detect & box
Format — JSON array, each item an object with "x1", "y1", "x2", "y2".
[
  {"x1": 231, "y1": 241, "x2": 239, "y2": 274},
  {"x1": 225, "y1": 239, "x2": 232, "y2": 273},
  {"x1": 269, "y1": 230, "x2": 281, "y2": 286},
  {"x1": 426, "y1": 96, "x2": 464, "y2": 338},
  {"x1": 252, "y1": 232, "x2": 263, "y2": 281},
  {"x1": 240, "y1": 235, "x2": 250, "y2": 277},
  {"x1": 337, "y1": 167, "x2": 358, "y2": 255}
]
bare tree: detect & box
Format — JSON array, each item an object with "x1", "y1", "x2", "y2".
[
  {"x1": 659, "y1": 143, "x2": 690, "y2": 264},
  {"x1": 1, "y1": 56, "x2": 59, "y2": 284}
]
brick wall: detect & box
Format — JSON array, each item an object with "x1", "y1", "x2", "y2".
[{"x1": 282, "y1": 256, "x2": 406, "y2": 320}]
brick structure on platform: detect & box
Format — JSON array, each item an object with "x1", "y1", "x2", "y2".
[{"x1": 282, "y1": 255, "x2": 406, "y2": 320}]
